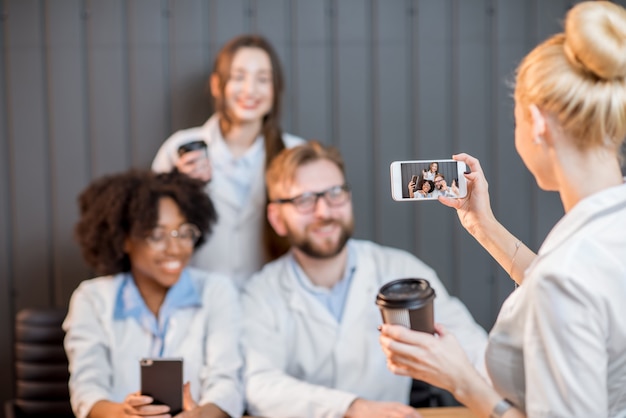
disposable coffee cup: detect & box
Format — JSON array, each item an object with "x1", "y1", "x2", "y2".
[{"x1": 376, "y1": 278, "x2": 436, "y2": 334}]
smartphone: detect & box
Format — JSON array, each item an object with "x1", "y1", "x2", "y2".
[
  {"x1": 140, "y1": 358, "x2": 183, "y2": 414},
  {"x1": 390, "y1": 159, "x2": 468, "y2": 201}
]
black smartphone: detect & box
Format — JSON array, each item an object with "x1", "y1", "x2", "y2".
[{"x1": 140, "y1": 358, "x2": 183, "y2": 414}]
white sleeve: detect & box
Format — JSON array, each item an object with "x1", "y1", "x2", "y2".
[
  {"x1": 62, "y1": 285, "x2": 113, "y2": 418},
  {"x1": 151, "y1": 133, "x2": 180, "y2": 173},
  {"x1": 524, "y1": 272, "x2": 607, "y2": 417},
  {"x1": 242, "y1": 283, "x2": 356, "y2": 418},
  {"x1": 198, "y1": 277, "x2": 245, "y2": 418},
  {"x1": 282, "y1": 133, "x2": 306, "y2": 148}
]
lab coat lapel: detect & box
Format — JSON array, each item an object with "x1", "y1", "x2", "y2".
[
  {"x1": 340, "y1": 253, "x2": 379, "y2": 329},
  {"x1": 538, "y1": 182, "x2": 626, "y2": 257},
  {"x1": 160, "y1": 307, "x2": 197, "y2": 357}
]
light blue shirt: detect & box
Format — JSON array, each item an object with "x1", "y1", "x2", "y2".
[
  {"x1": 211, "y1": 132, "x2": 264, "y2": 208},
  {"x1": 113, "y1": 270, "x2": 201, "y2": 357},
  {"x1": 290, "y1": 242, "x2": 357, "y2": 322}
]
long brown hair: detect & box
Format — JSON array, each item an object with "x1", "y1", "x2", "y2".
[
  {"x1": 211, "y1": 34, "x2": 286, "y2": 168},
  {"x1": 211, "y1": 34, "x2": 291, "y2": 260}
]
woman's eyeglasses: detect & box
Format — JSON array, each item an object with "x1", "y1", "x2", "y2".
[
  {"x1": 271, "y1": 184, "x2": 351, "y2": 214},
  {"x1": 144, "y1": 223, "x2": 201, "y2": 250}
]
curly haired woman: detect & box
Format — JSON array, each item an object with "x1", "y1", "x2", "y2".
[{"x1": 63, "y1": 170, "x2": 243, "y2": 418}]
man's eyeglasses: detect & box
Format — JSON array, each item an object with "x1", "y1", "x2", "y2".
[
  {"x1": 271, "y1": 184, "x2": 351, "y2": 213},
  {"x1": 145, "y1": 223, "x2": 201, "y2": 250}
]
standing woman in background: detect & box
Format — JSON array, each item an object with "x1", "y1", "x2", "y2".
[
  {"x1": 153, "y1": 34, "x2": 305, "y2": 289},
  {"x1": 380, "y1": 1, "x2": 626, "y2": 417},
  {"x1": 421, "y1": 162, "x2": 439, "y2": 181}
]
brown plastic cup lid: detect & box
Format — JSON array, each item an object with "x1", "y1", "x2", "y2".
[{"x1": 376, "y1": 278, "x2": 436, "y2": 310}]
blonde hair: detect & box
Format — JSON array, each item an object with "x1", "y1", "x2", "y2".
[
  {"x1": 514, "y1": 1, "x2": 626, "y2": 151},
  {"x1": 266, "y1": 141, "x2": 345, "y2": 200}
]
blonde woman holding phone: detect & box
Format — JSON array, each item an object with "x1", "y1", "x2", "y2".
[{"x1": 380, "y1": 2, "x2": 626, "y2": 417}]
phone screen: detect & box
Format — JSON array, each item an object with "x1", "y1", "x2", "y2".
[
  {"x1": 140, "y1": 358, "x2": 183, "y2": 414},
  {"x1": 390, "y1": 159, "x2": 467, "y2": 201}
]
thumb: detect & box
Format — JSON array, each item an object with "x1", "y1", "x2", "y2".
[
  {"x1": 182, "y1": 382, "x2": 197, "y2": 411},
  {"x1": 438, "y1": 195, "x2": 460, "y2": 209},
  {"x1": 434, "y1": 323, "x2": 448, "y2": 336}
]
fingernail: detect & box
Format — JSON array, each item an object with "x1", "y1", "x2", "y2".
[{"x1": 377, "y1": 325, "x2": 382, "y2": 332}]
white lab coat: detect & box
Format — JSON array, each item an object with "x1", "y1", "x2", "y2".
[
  {"x1": 63, "y1": 268, "x2": 244, "y2": 418},
  {"x1": 152, "y1": 115, "x2": 305, "y2": 288},
  {"x1": 486, "y1": 181, "x2": 626, "y2": 417},
  {"x1": 242, "y1": 239, "x2": 488, "y2": 418}
]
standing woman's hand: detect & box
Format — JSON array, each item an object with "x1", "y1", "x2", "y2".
[
  {"x1": 408, "y1": 180, "x2": 416, "y2": 198},
  {"x1": 438, "y1": 153, "x2": 497, "y2": 238}
]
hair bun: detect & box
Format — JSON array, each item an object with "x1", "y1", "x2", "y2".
[{"x1": 564, "y1": 1, "x2": 626, "y2": 80}]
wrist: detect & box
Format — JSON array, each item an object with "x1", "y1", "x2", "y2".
[
  {"x1": 344, "y1": 397, "x2": 363, "y2": 418},
  {"x1": 451, "y1": 363, "x2": 496, "y2": 408},
  {"x1": 467, "y1": 213, "x2": 500, "y2": 244}
]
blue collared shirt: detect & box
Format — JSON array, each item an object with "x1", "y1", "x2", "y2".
[
  {"x1": 290, "y1": 242, "x2": 357, "y2": 323},
  {"x1": 211, "y1": 132, "x2": 264, "y2": 208},
  {"x1": 113, "y1": 270, "x2": 202, "y2": 357}
]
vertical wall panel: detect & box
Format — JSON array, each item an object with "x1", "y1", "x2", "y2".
[
  {"x1": 128, "y1": 0, "x2": 170, "y2": 168},
  {"x1": 455, "y1": 0, "x2": 494, "y2": 327},
  {"x1": 45, "y1": 0, "x2": 92, "y2": 305},
  {"x1": 531, "y1": 0, "x2": 568, "y2": 251},
  {"x1": 492, "y1": 1, "x2": 534, "y2": 307},
  {"x1": 168, "y1": 0, "x2": 213, "y2": 133},
  {"x1": 86, "y1": 0, "x2": 130, "y2": 176},
  {"x1": 0, "y1": 0, "x2": 14, "y2": 403},
  {"x1": 5, "y1": 0, "x2": 52, "y2": 310},
  {"x1": 414, "y1": 0, "x2": 455, "y2": 289},
  {"x1": 336, "y1": 0, "x2": 374, "y2": 240},
  {"x1": 293, "y1": 0, "x2": 329, "y2": 142},
  {"x1": 213, "y1": 0, "x2": 246, "y2": 48},
  {"x1": 255, "y1": 0, "x2": 293, "y2": 132},
  {"x1": 374, "y1": 0, "x2": 413, "y2": 251}
]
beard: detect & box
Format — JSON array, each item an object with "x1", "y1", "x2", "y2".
[{"x1": 286, "y1": 218, "x2": 354, "y2": 259}]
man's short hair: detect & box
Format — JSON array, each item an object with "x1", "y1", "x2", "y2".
[{"x1": 266, "y1": 140, "x2": 345, "y2": 200}]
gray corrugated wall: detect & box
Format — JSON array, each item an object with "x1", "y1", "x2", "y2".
[{"x1": 2, "y1": 0, "x2": 624, "y2": 411}]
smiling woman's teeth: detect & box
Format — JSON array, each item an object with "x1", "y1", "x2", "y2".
[{"x1": 162, "y1": 260, "x2": 182, "y2": 271}]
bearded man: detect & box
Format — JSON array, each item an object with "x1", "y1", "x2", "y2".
[{"x1": 241, "y1": 141, "x2": 488, "y2": 418}]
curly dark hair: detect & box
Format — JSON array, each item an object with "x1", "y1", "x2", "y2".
[
  {"x1": 417, "y1": 178, "x2": 435, "y2": 193},
  {"x1": 75, "y1": 170, "x2": 217, "y2": 275}
]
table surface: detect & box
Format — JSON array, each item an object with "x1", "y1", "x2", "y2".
[
  {"x1": 415, "y1": 406, "x2": 478, "y2": 418},
  {"x1": 244, "y1": 406, "x2": 477, "y2": 418}
]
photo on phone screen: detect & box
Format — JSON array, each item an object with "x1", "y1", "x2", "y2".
[
  {"x1": 140, "y1": 358, "x2": 183, "y2": 414},
  {"x1": 390, "y1": 159, "x2": 468, "y2": 201}
]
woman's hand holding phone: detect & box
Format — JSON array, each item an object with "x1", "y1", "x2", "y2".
[
  {"x1": 389, "y1": 159, "x2": 467, "y2": 201},
  {"x1": 437, "y1": 153, "x2": 497, "y2": 237},
  {"x1": 122, "y1": 392, "x2": 172, "y2": 417}
]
